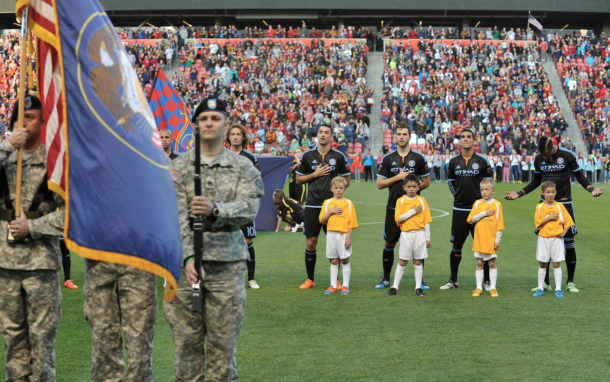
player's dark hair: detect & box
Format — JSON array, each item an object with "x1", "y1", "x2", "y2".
[
  {"x1": 459, "y1": 128, "x2": 474, "y2": 139},
  {"x1": 541, "y1": 180, "x2": 556, "y2": 192},
  {"x1": 395, "y1": 122, "x2": 411, "y2": 134},
  {"x1": 538, "y1": 136, "x2": 554, "y2": 157},
  {"x1": 403, "y1": 174, "x2": 421, "y2": 185}
]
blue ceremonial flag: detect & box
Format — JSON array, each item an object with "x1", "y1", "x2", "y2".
[
  {"x1": 17, "y1": 0, "x2": 183, "y2": 300},
  {"x1": 149, "y1": 69, "x2": 196, "y2": 153}
]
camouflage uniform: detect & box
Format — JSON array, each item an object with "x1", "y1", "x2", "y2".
[
  {"x1": 0, "y1": 140, "x2": 65, "y2": 382},
  {"x1": 164, "y1": 147, "x2": 263, "y2": 382},
  {"x1": 84, "y1": 261, "x2": 157, "y2": 382}
]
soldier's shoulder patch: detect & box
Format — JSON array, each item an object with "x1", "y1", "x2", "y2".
[{"x1": 170, "y1": 169, "x2": 181, "y2": 183}]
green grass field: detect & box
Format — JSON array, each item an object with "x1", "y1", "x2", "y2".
[{"x1": 2, "y1": 181, "x2": 610, "y2": 381}]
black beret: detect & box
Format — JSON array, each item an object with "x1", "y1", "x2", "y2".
[
  {"x1": 9, "y1": 95, "x2": 43, "y2": 131},
  {"x1": 191, "y1": 98, "x2": 227, "y2": 122}
]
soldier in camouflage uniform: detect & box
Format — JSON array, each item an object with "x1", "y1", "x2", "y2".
[
  {"x1": 164, "y1": 98, "x2": 263, "y2": 382},
  {"x1": 0, "y1": 96, "x2": 65, "y2": 382},
  {"x1": 84, "y1": 261, "x2": 157, "y2": 382}
]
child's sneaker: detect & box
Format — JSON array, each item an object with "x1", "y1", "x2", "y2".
[
  {"x1": 386, "y1": 287, "x2": 398, "y2": 296},
  {"x1": 490, "y1": 289, "x2": 499, "y2": 298},
  {"x1": 555, "y1": 289, "x2": 564, "y2": 298},
  {"x1": 375, "y1": 279, "x2": 390, "y2": 289},
  {"x1": 415, "y1": 288, "x2": 425, "y2": 297},
  {"x1": 324, "y1": 287, "x2": 337, "y2": 295},
  {"x1": 341, "y1": 287, "x2": 350, "y2": 295},
  {"x1": 299, "y1": 279, "x2": 315, "y2": 289},
  {"x1": 533, "y1": 289, "x2": 545, "y2": 297},
  {"x1": 566, "y1": 282, "x2": 579, "y2": 293},
  {"x1": 472, "y1": 288, "x2": 483, "y2": 297},
  {"x1": 484, "y1": 281, "x2": 491, "y2": 292}
]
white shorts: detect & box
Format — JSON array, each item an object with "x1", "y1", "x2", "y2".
[
  {"x1": 326, "y1": 231, "x2": 352, "y2": 260},
  {"x1": 536, "y1": 236, "x2": 565, "y2": 263},
  {"x1": 399, "y1": 230, "x2": 428, "y2": 261},
  {"x1": 474, "y1": 252, "x2": 497, "y2": 261}
]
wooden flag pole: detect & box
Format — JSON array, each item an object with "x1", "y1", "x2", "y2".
[{"x1": 14, "y1": 7, "x2": 29, "y2": 219}]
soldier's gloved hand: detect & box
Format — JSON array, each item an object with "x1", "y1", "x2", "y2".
[
  {"x1": 185, "y1": 258, "x2": 206, "y2": 284},
  {"x1": 191, "y1": 196, "x2": 214, "y2": 217},
  {"x1": 9, "y1": 207, "x2": 30, "y2": 239},
  {"x1": 8, "y1": 127, "x2": 28, "y2": 149}
]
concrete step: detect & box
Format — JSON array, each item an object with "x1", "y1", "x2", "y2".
[{"x1": 542, "y1": 56, "x2": 587, "y2": 154}]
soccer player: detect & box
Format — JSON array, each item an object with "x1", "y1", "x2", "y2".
[
  {"x1": 441, "y1": 129, "x2": 493, "y2": 290},
  {"x1": 289, "y1": 148, "x2": 307, "y2": 207},
  {"x1": 319, "y1": 177, "x2": 359, "y2": 295},
  {"x1": 532, "y1": 181, "x2": 575, "y2": 298},
  {"x1": 296, "y1": 124, "x2": 351, "y2": 289},
  {"x1": 505, "y1": 136, "x2": 604, "y2": 292},
  {"x1": 376, "y1": 123, "x2": 430, "y2": 290},
  {"x1": 387, "y1": 175, "x2": 432, "y2": 297},
  {"x1": 467, "y1": 179, "x2": 504, "y2": 297},
  {"x1": 227, "y1": 124, "x2": 262, "y2": 289},
  {"x1": 160, "y1": 128, "x2": 179, "y2": 160},
  {"x1": 273, "y1": 189, "x2": 304, "y2": 232}
]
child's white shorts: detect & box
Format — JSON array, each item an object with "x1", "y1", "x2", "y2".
[
  {"x1": 474, "y1": 252, "x2": 497, "y2": 261},
  {"x1": 326, "y1": 231, "x2": 352, "y2": 260},
  {"x1": 536, "y1": 236, "x2": 565, "y2": 263},
  {"x1": 399, "y1": 229, "x2": 428, "y2": 261}
]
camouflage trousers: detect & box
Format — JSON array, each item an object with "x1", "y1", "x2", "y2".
[
  {"x1": 84, "y1": 261, "x2": 157, "y2": 382},
  {"x1": 0, "y1": 267, "x2": 61, "y2": 382},
  {"x1": 164, "y1": 261, "x2": 246, "y2": 382}
]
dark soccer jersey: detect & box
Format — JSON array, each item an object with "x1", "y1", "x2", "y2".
[
  {"x1": 377, "y1": 150, "x2": 430, "y2": 208},
  {"x1": 447, "y1": 153, "x2": 493, "y2": 209},
  {"x1": 278, "y1": 197, "x2": 303, "y2": 219},
  {"x1": 296, "y1": 148, "x2": 350, "y2": 207},
  {"x1": 530, "y1": 147, "x2": 582, "y2": 202},
  {"x1": 289, "y1": 158, "x2": 299, "y2": 184},
  {"x1": 238, "y1": 149, "x2": 260, "y2": 170}
]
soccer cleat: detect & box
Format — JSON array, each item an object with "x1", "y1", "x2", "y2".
[
  {"x1": 415, "y1": 288, "x2": 425, "y2": 297},
  {"x1": 341, "y1": 287, "x2": 350, "y2": 295},
  {"x1": 375, "y1": 279, "x2": 390, "y2": 289},
  {"x1": 324, "y1": 287, "x2": 337, "y2": 295},
  {"x1": 439, "y1": 280, "x2": 459, "y2": 290},
  {"x1": 248, "y1": 280, "x2": 260, "y2": 289},
  {"x1": 555, "y1": 289, "x2": 564, "y2": 298},
  {"x1": 490, "y1": 289, "x2": 499, "y2": 298},
  {"x1": 531, "y1": 283, "x2": 552, "y2": 292},
  {"x1": 472, "y1": 288, "x2": 483, "y2": 297},
  {"x1": 299, "y1": 279, "x2": 315, "y2": 289},
  {"x1": 533, "y1": 289, "x2": 545, "y2": 297},
  {"x1": 386, "y1": 287, "x2": 398, "y2": 296},
  {"x1": 64, "y1": 279, "x2": 79, "y2": 289},
  {"x1": 421, "y1": 281, "x2": 430, "y2": 290},
  {"x1": 566, "y1": 282, "x2": 579, "y2": 293},
  {"x1": 484, "y1": 281, "x2": 491, "y2": 292}
]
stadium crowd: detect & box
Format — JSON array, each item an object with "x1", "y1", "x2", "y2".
[
  {"x1": 0, "y1": 31, "x2": 21, "y2": 135},
  {"x1": 379, "y1": 38, "x2": 573, "y2": 182},
  {"x1": 551, "y1": 31, "x2": 610, "y2": 163},
  {"x1": 166, "y1": 38, "x2": 374, "y2": 156}
]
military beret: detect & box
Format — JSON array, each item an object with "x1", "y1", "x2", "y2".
[
  {"x1": 192, "y1": 98, "x2": 227, "y2": 122},
  {"x1": 9, "y1": 95, "x2": 43, "y2": 131}
]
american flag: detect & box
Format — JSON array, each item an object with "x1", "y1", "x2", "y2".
[
  {"x1": 16, "y1": 0, "x2": 66, "y2": 196},
  {"x1": 528, "y1": 14, "x2": 544, "y2": 31}
]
